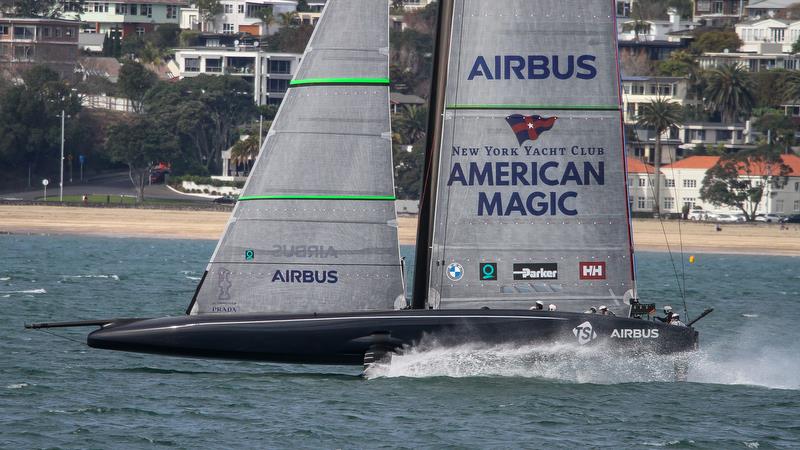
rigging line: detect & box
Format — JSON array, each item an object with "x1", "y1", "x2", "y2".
[
  {"x1": 36, "y1": 328, "x2": 87, "y2": 346},
  {"x1": 623, "y1": 90, "x2": 686, "y2": 305},
  {"x1": 666, "y1": 143, "x2": 689, "y2": 318}
]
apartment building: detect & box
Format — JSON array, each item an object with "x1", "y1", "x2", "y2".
[
  {"x1": 173, "y1": 34, "x2": 300, "y2": 105},
  {"x1": 694, "y1": 0, "x2": 747, "y2": 26},
  {"x1": 60, "y1": 0, "x2": 187, "y2": 37},
  {"x1": 745, "y1": 0, "x2": 799, "y2": 20},
  {"x1": 737, "y1": 18, "x2": 800, "y2": 53},
  {"x1": 698, "y1": 50, "x2": 800, "y2": 71},
  {"x1": 180, "y1": 0, "x2": 297, "y2": 34},
  {"x1": 0, "y1": 17, "x2": 80, "y2": 80}
]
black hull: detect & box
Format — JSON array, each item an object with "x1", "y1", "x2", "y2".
[{"x1": 86, "y1": 310, "x2": 698, "y2": 365}]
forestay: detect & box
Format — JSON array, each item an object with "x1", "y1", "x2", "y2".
[
  {"x1": 189, "y1": 0, "x2": 405, "y2": 315},
  {"x1": 427, "y1": 0, "x2": 635, "y2": 314}
]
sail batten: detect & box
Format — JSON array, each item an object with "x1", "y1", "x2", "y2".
[{"x1": 190, "y1": 0, "x2": 404, "y2": 315}]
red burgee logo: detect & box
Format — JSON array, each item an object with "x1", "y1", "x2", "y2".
[{"x1": 579, "y1": 262, "x2": 606, "y2": 280}]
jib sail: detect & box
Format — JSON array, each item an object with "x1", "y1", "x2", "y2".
[
  {"x1": 424, "y1": 0, "x2": 635, "y2": 314},
  {"x1": 189, "y1": 0, "x2": 405, "y2": 315}
]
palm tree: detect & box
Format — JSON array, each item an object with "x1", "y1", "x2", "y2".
[
  {"x1": 781, "y1": 70, "x2": 800, "y2": 104},
  {"x1": 393, "y1": 105, "x2": 428, "y2": 144},
  {"x1": 278, "y1": 11, "x2": 299, "y2": 28},
  {"x1": 256, "y1": 8, "x2": 276, "y2": 35},
  {"x1": 230, "y1": 135, "x2": 260, "y2": 175},
  {"x1": 704, "y1": 64, "x2": 755, "y2": 124},
  {"x1": 637, "y1": 97, "x2": 683, "y2": 216}
]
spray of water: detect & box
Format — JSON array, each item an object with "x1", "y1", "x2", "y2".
[{"x1": 364, "y1": 337, "x2": 800, "y2": 390}]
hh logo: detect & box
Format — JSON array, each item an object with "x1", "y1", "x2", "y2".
[
  {"x1": 579, "y1": 261, "x2": 606, "y2": 280},
  {"x1": 572, "y1": 321, "x2": 597, "y2": 345}
]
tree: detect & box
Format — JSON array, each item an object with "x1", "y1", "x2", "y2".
[
  {"x1": 196, "y1": 0, "x2": 222, "y2": 31},
  {"x1": 118, "y1": 61, "x2": 157, "y2": 113},
  {"x1": 691, "y1": 30, "x2": 743, "y2": 54},
  {"x1": 393, "y1": 105, "x2": 428, "y2": 145},
  {"x1": 106, "y1": 117, "x2": 178, "y2": 202},
  {"x1": 636, "y1": 97, "x2": 683, "y2": 216},
  {"x1": 753, "y1": 111, "x2": 797, "y2": 153},
  {"x1": 700, "y1": 146, "x2": 791, "y2": 221},
  {"x1": 230, "y1": 135, "x2": 260, "y2": 174},
  {"x1": 277, "y1": 11, "x2": 298, "y2": 27},
  {"x1": 781, "y1": 70, "x2": 800, "y2": 104},
  {"x1": 296, "y1": 0, "x2": 310, "y2": 12},
  {"x1": 255, "y1": 7, "x2": 276, "y2": 34},
  {"x1": 704, "y1": 64, "x2": 755, "y2": 123},
  {"x1": 4, "y1": 0, "x2": 62, "y2": 17},
  {"x1": 393, "y1": 143, "x2": 425, "y2": 199}
]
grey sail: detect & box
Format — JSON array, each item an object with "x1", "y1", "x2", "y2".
[
  {"x1": 189, "y1": 0, "x2": 405, "y2": 315},
  {"x1": 426, "y1": 0, "x2": 635, "y2": 314}
]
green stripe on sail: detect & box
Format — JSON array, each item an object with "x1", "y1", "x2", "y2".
[
  {"x1": 289, "y1": 78, "x2": 391, "y2": 86},
  {"x1": 238, "y1": 194, "x2": 396, "y2": 201},
  {"x1": 446, "y1": 104, "x2": 620, "y2": 111}
]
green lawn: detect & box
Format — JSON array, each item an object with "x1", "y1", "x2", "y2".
[{"x1": 37, "y1": 194, "x2": 200, "y2": 206}]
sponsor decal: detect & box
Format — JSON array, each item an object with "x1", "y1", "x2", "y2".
[
  {"x1": 611, "y1": 328, "x2": 659, "y2": 339},
  {"x1": 572, "y1": 321, "x2": 597, "y2": 345},
  {"x1": 467, "y1": 55, "x2": 598, "y2": 81},
  {"x1": 447, "y1": 263, "x2": 464, "y2": 281},
  {"x1": 579, "y1": 261, "x2": 606, "y2": 280},
  {"x1": 506, "y1": 114, "x2": 557, "y2": 144},
  {"x1": 513, "y1": 263, "x2": 558, "y2": 280},
  {"x1": 270, "y1": 245, "x2": 338, "y2": 258},
  {"x1": 479, "y1": 262, "x2": 497, "y2": 281},
  {"x1": 271, "y1": 270, "x2": 338, "y2": 284},
  {"x1": 216, "y1": 268, "x2": 232, "y2": 301},
  {"x1": 244, "y1": 249, "x2": 255, "y2": 261}
]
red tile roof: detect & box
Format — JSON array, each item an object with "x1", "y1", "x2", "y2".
[
  {"x1": 662, "y1": 154, "x2": 800, "y2": 176},
  {"x1": 626, "y1": 157, "x2": 655, "y2": 174}
]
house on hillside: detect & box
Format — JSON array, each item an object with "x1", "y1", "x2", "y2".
[
  {"x1": 60, "y1": 0, "x2": 187, "y2": 38},
  {"x1": 0, "y1": 17, "x2": 80, "y2": 81},
  {"x1": 693, "y1": 0, "x2": 746, "y2": 26},
  {"x1": 179, "y1": 0, "x2": 297, "y2": 35}
]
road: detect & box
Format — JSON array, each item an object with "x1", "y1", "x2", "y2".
[{"x1": 0, "y1": 172, "x2": 209, "y2": 202}]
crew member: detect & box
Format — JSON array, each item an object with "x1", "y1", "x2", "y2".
[
  {"x1": 669, "y1": 312, "x2": 686, "y2": 326},
  {"x1": 598, "y1": 305, "x2": 615, "y2": 316},
  {"x1": 656, "y1": 305, "x2": 674, "y2": 323},
  {"x1": 584, "y1": 306, "x2": 597, "y2": 314},
  {"x1": 548, "y1": 304, "x2": 557, "y2": 311},
  {"x1": 534, "y1": 301, "x2": 544, "y2": 310}
]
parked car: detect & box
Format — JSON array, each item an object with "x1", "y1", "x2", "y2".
[
  {"x1": 715, "y1": 214, "x2": 740, "y2": 223},
  {"x1": 784, "y1": 214, "x2": 800, "y2": 224},
  {"x1": 149, "y1": 170, "x2": 169, "y2": 184},
  {"x1": 213, "y1": 195, "x2": 237, "y2": 204},
  {"x1": 755, "y1": 214, "x2": 784, "y2": 223},
  {"x1": 688, "y1": 210, "x2": 710, "y2": 221}
]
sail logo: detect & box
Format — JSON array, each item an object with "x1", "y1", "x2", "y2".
[
  {"x1": 271, "y1": 269, "x2": 338, "y2": 284},
  {"x1": 579, "y1": 262, "x2": 606, "y2": 280},
  {"x1": 513, "y1": 263, "x2": 557, "y2": 280},
  {"x1": 611, "y1": 328, "x2": 659, "y2": 339},
  {"x1": 467, "y1": 55, "x2": 597, "y2": 81},
  {"x1": 505, "y1": 114, "x2": 557, "y2": 144},
  {"x1": 270, "y1": 245, "x2": 338, "y2": 258},
  {"x1": 447, "y1": 263, "x2": 464, "y2": 281},
  {"x1": 573, "y1": 321, "x2": 597, "y2": 345}
]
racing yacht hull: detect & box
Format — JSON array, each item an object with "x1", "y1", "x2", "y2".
[{"x1": 86, "y1": 310, "x2": 698, "y2": 365}]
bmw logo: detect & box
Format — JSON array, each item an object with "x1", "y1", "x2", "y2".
[{"x1": 446, "y1": 262, "x2": 464, "y2": 281}]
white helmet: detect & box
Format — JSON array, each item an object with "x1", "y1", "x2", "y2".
[
  {"x1": 664, "y1": 305, "x2": 673, "y2": 313},
  {"x1": 535, "y1": 301, "x2": 544, "y2": 307},
  {"x1": 548, "y1": 304, "x2": 557, "y2": 311},
  {"x1": 599, "y1": 305, "x2": 608, "y2": 311},
  {"x1": 672, "y1": 313, "x2": 680, "y2": 319}
]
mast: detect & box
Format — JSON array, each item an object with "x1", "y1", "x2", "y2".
[{"x1": 411, "y1": 0, "x2": 454, "y2": 309}]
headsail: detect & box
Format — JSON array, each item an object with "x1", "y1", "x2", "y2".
[
  {"x1": 422, "y1": 0, "x2": 635, "y2": 314},
  {"x1": 189, "y1": 0, "x2": 405, "y2": 315}
]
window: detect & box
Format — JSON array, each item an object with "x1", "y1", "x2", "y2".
[
  {"x1": 224, "y1": 4, "x2": 233, "y2": 13},
  {"x1": 638, "y1": 197, "x2": 646, "y2": 209},
  {"x1": 697, "y1": 0, "x2": 710, "y2": 12},
  {"x1": 205, "y1": 38, "x2": 220, "y2": 47},
  {"x1": 268, "y1": 59, "x2": 290, "y2": 74},
  {"x1": 683, "y1": 179, "x2": 697, "y2": 188},
  {"x1": 13, "y1": 26, "x2": 34, "y2": 39},
  {"x1": 267, "y1": 97, "x2": 282, "y2": 105},
  {"x1": 0, "y1": 25, "x2": 8, "y2": 35},
  {"x1": 268, "y1": 78, "x2": 289, "y2": 93},
  {"x1": 185, "y1": 58, "x2": 200, "y2": 72},
  {"x1": 638, "y1": 178, "x2": 647, "y2": 187},
  {"x1": 166, "y1": 5, "x2": 177, "y2": 19},
  {"x1": 130, "y1": 4, "x2": 137, "y2": 14},
  {"x1": 664, "y1": 197, "x2": 674, "y2": 210},
  {"x1": 205, "y1": 58, "x2": 222, "y2": 72},
  {"x1": 794, "y1": 200, "x2": 800, "y2": 212},
  {"x1": 776, "y1": 199, "x2": 784, "y2": 212},
  {"x1": 682, "y1": 198, "x2": 696, "y2": 209},
  {"x1": 136, "y1": 26, "x2": 145, "y2": 36},
  {"x1": 93, "y1": 2, "x2": 108, "y2": 12},
  {"x1": 713, "y1": 1, "x2": 723, "y2": 14},
  {"x1": 794, "y1": 181, "x2": 799, "y2": 192},
  {"x1": 42, "y1": 27, "x2": 50, "y2": 38},
  {"x1": 717, "y1": 130, "x2": 732, "y2": 141},
  {"x1": 140, "y1": 4, "x2": 152, "y2": 16},
  {"x1": 689, "y1": 129, "x2": 706, "y2": 141},
  {"x1": 627, "y1": 177, "x2": 633, "y2": 187},
  {"x1": 64, "y1": 27, "x2": 73, "y2": 37},
  {"x1": 631, "y1": 84, "x2": 644, "y2": 95},
  {"x1": 223, "y1": 23, "x2": 234, "y2": 34},
  {"x1": 13, "y1": 45, "x2": 33, "y2": 61},
  {"x1": 116, "y1": 4, "x2": 127, "y2": 14},
  {"x1": 246, "y1": 3, "x2": 272, "y2": 18},
  {"x1": 665, "y1": 178, "x2": 675, "y2": 187},
  {"x1": 54, "y1": 27, "x2": 61, "y2": 37},
  {"x1": 238, "y1": 4, "x2": 244, "y2": 13}
]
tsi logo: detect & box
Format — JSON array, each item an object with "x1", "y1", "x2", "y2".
[
  {"x1": 611, "y1": 328, "x2": 659, "y2": 339},
  {"x1": 572, "y1": 321, "x2": 597, "y2": 345},
  {"x1": 579, "y1": 261, "x2": 606, "y2": 280}
]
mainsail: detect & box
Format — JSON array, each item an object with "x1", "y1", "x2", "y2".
[
  {"x1": 421, "y1": 0, "x2": 635, "y2": 314},
  {"x1": 189, "y1": 0, "x2": 405, "y2": 315}
]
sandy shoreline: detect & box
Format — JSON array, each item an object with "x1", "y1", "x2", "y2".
[{"x1": 1, "y1": 205, "x2": 799, "y2": 256}]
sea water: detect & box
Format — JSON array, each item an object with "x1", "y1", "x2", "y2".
[{"x1": 1, "y1": 234, "x2": 799, "y2": 448}]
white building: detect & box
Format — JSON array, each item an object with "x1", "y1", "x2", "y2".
[
  {"x1": 174, "y1": 36, "x2": 301, "y2": 105},
  {"x1": 621, "y1": 75, "x2": 697, "y2": 124},
  {"x1": 618, "y1": 9, "x2": 695, "y2": 43},
  {"x1": 180, "y1": 0, "x2": 297, "y2": 34},
  {"x1": 698, "y1": 50, "x2": 800, "y2": 71},
  {"x1": 626, "y1": 157, "x2": 658, "y2": 213},
  {"x1": 745, "y1": 0, "x2": 800, "y2": 20},
  {"x1": 735, "y1": 18, "x2": 800, "y2": 53}
]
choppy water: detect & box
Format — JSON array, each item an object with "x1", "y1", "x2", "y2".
[{"x1": 2, "y1": 234, "x2": 799, "y2": 448}]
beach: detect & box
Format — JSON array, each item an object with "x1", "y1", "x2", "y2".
[{"x1": 1, "y1": 204, "x2": 799, "y2": 256}]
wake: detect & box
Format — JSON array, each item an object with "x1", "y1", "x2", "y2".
[{"x1": 364, "y1": 339, "x2": 800, "y2": 389}]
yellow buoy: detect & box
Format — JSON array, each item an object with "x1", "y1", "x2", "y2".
[{"x1": 689, "y1": 255, "x2": 695, "y2": 264}]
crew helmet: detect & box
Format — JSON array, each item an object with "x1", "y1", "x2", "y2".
[
  {"x1": 664, "y1": 305, "x2": 673, "y2": 313},
  {"x1": 599, "y1": 305, "x2": 608, "y2": 311},
  {"x1": 548, "y1": 304, "x2": 557, "y2": 311}
]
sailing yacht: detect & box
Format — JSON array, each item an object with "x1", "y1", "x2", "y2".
[{"x1": 28, "y1": 0, "x2": 702, "y2": 364}]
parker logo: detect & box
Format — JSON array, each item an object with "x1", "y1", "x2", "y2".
[
  {"x1": 572, "y1": 321, "x2": 597, "y2": 345},
  {"x1": 579, "y1": 261, "x2": 606, "y2": 280},
  {"x1": 611, "y1": 328, "x2": 659, "y2": 339},
  {"x1": 513, "y1": 263, "x2": 558, "y2": 280}
]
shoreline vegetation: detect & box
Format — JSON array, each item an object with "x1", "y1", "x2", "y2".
[{"x1": 1, "y1": 205, "x2": 799, "y2": 256}]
